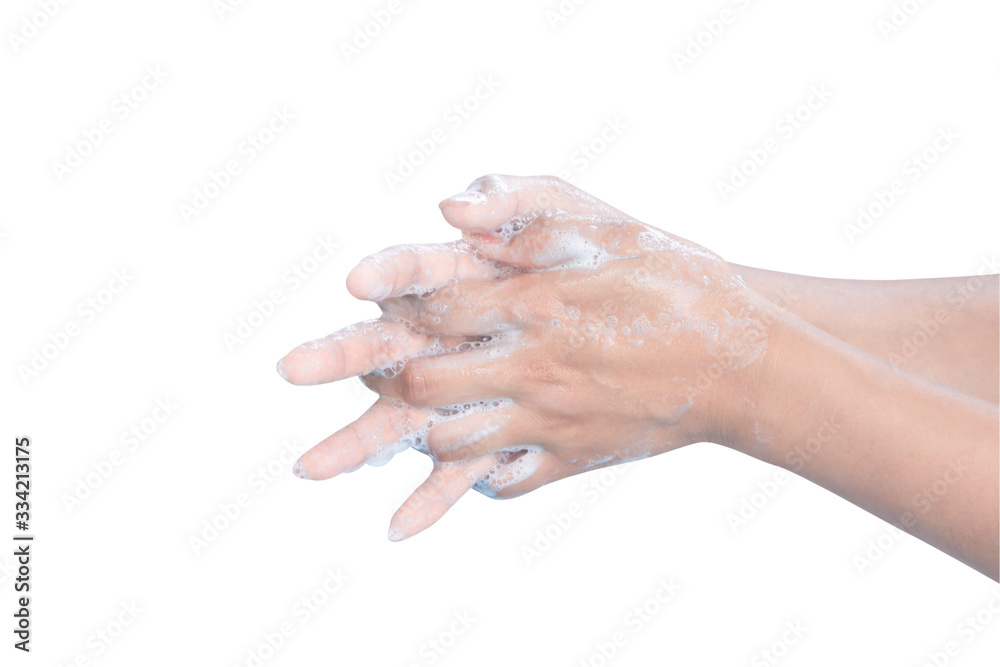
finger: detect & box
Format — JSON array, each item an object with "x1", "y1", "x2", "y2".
[
  {"x1": 346, "y1": 240, "x2": 519, "y2": 302},
  {"x1": 362, "y1": 348, "x2": 518, "y2": 409},
  {"x1": 293, "y1": 398, "x2": 429, "y2": 481},
  {"x1": 438, "y1": 174, "x2": 589, "y2": 235},
  {"x1": 277, "y1": 319, "x2": 437, "y2": 386},
  {"x1": 439, "y1": 174, "x2": 643, "y2": 269},
  {"x1": 387, "y1": 455, "x2": 496, "y2": 541},
  {"x1": 465, "y1": 210, "x2": 640, "y2": 271},
  {"x1": 426, "y1": 405, "x2": 533, "y2": 462},
  {"x1": 379, "y1": 280, "x2": 521, "y2": 336}
]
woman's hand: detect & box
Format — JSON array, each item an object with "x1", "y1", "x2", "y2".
[
  {"x1": 277, "y1": 175, "x2": 778, "y2": 539},
  {"x1": 369, "y1": 174, "x2": 777, "y2": 474},
  {"x1": 277, "y1": 176, "x2": 998, "y2": 579}
]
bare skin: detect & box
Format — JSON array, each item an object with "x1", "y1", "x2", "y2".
[
  {"x1": 277, "y1": 175, "x2": 999, "y2": 579},
  {"x1": 731, "y1": 266, "x2": 999, "y2": 403}
]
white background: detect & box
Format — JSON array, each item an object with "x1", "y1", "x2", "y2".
[{"x1": 3, "y1": 0, "x2": 999, "y2": 665}]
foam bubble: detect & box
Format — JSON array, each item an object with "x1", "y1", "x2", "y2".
[
  {"x1": 538, "y1": 226, "x2": 621, "y2": 271},
  {"x1": 631, "y1": 314, "x2": 651, "y2": 336},
  {"x1": 369, "y1": 329, "x2": 519, "y2": 379},
  {"x1": 360, "y1": 398, "x2": 517, "y2": 470},
  {"x1": 367, "y1": 240, "x2": 522, "y2": 297},
  {"x1": 473, "y1": 446, "x2": 544, "y2": 498}
]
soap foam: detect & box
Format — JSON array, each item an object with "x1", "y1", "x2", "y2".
[
  {"x1": 353, "y1": 189, "x2": 770, "y2": 497},
  {"x1": 362, "y1": 240, "x2": 521, "y2": 298},
  {"x1": 370, "y1": 330, "x2": 519, "y2": 379},
  {"x1": 473, "y1": 446, "x2": 544, "y2": 498},
  {"x1": 360, "y1": 397, "x2": 516, "y2": 470}
]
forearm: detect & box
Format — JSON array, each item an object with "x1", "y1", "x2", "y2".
[
  {"x1": 735, "y1": 310, "x2": 1000, "y2": 579},
  {"x1": 731, "y1": 265, "x2": 999, "y2": 403}
]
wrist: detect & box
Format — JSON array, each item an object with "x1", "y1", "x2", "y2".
[
  {"x1": 680, "y1": 289, "x2": 795, "y2": 452},
  {"x1": 712, "y1": 293, "x2": 808, "y2": 459},
  {"x1": 723, "y1": 299, "x2": 860, "y2": 472}
]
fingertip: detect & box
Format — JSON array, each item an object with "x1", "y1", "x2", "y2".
[
  {"x1": 277, "y1": 348, "x2": 327, "y2": 385},
  {"x1": 277, "y1": 348, "x2": 307, "y2": 384},
  {"x1": 277, "y1": 345, "x2": 327, "y2": 386},
  {"x1": 344, "y1": 265, "x2": 367, "y2": 300},
  {"x1": 292, "y1": 458, "x2": 311, "y2": 480},
  {"x1": 294, "y1": 445, "x2": 342, "y2": 482},
  {"x1": 387, "y1": 524, "x2": 408, "y2": 542},
  {"x1": 439, "y1": 192, "x2": 495, "y2": 233},
  {"x1": 346, "y1": 260, "x2": 392, "y2": 302}
]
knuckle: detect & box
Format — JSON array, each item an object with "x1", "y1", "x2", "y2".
[
  {"x1": 435, "y1": 283, "x2": 461, "y2": 307},
  {"x1": 425, "y1": 426, "x2": 451, "y2": 459},
  {"x1": 505, "y1": 279, "x2": 558, "y2": 323},
  {"x1": 470, "y1": 173, "x2": 505, "y2": 193},
  {"x1": 531, "y1": 176, "x2": 568, "y2": 209},
  {"x1": 399, "y1": 364, "x2": 432, "y2": 405},
  {"x1": 403, "y1": 487, "x2": 430, "y2": 511},
  {"x1": 528, "y1": 356, "x2": 571, "y2": 388},
  {"x1": 541, "y1": 174, "x2": 567, "y2": 189}
]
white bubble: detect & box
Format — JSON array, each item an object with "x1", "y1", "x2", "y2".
[
  {"x1": 473, "y1": 446, "x2": 543, "y2": 497},
  {"x1": 631, "y1": 314, "x2": 651, "y2": 335}
]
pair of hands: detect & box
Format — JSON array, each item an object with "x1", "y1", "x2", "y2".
[{"x1": 277, "y1": 175, "x2": 774, "y2": 540}]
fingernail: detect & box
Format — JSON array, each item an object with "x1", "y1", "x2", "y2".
[
  {"x1": 440, "y1": 191, "x2": 487, "y2": 207},
  {"x1": 387, "y1": 526, "x2": 406, "y2": 542},
  {"x1": 276, "y1": 357, "x2": 289, "y2": 380},
  {"x1": 292, "y1": 459, "x2": 310, "y2": 479}
]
